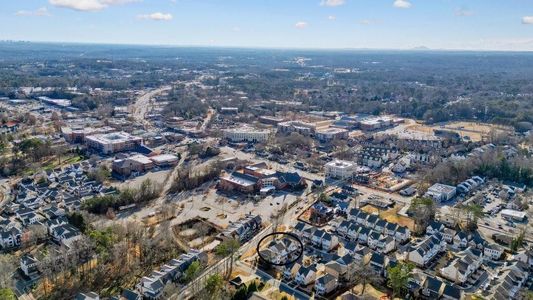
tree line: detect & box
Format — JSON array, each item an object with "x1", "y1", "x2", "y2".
[
  {"x1": 83, "y1": 179, "x2": 161, "y2": 214},
  {"x1": 169, "y1": 161, "x2": 222, "y2": 194}
]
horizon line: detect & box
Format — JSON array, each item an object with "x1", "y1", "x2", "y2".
[{"x1": 2, "y1": 39, "x2": 533, "y2": 53}]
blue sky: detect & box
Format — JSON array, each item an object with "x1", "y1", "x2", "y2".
[{"x1": 2, "y1": 0, "x2": 533, "y2": 50}]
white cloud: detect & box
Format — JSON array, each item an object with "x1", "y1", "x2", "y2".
[
  {"x1": 232, "y1": 26, "x2": 241, "y2": 32},
  {"x1": 16, "y1": 7, "x2": 51, "y2": 16},
  {"x1": 137, "y1": 12, "x2": 173, "y2": 21},
  {"x1": 522, "y1": 16, "x2": 533, "y2": 25},
  {"x1": 393, "y1": 0, "x2": 411, "y2": 9},
  {"x1": 295, "y1": 21, "x2": 308, "y2": 29},
  {"x1": 320, "y1": 0, "x2": 345, "y2": 7},
  {"x1": 328, "y1": 15, "x2": 336, "y2": 21},
  {"x1": 49, "y1": 0, "x2": 138, "y2": 12},
  {"x1": 358, "y1": 19, "x2": 372, "y2": 25}
]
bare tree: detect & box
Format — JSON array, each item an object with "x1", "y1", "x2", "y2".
[
  {"x1": 0, "y1": 254, "x2": 16, "y2": 290},
  {"x1": 346, "y1": 261, "x2": 382, "y2": 296}
]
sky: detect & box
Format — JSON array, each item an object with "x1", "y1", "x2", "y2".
[{"x1": 1, "y1": 0, "x2": 533, "y2": 51}]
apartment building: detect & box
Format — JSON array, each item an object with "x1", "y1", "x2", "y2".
[{"x1": 85, "y1": 132, "x2": 143, "y2": 154}]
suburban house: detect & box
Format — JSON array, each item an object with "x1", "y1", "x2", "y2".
[
  {"x1": 283, "y1": 261, "x2": 302, "y2": 280},
  {"x1": 136, "y1": 250, "x2": 205, "y2": 299},
  {"x1": 490, "y1": 261, "x2": 530, "y2": 300},
  {"x1": 20, "y1": 254, "x2": 40, "y2": 279},
  {"x1": 426, "y1": 221, "x2": 446, "y2": 235},
  {"x1": 295, "y1": 266, "x2": 317, "y2": 286},
  {"x1": 421, "y1": 276, "x2": 444, "y2": 298},
  {"x1": 369, "y1": 252, "x2": 388, "y2": 275},
  {"x1": 50, "y1": 223, "x2": 82, "y2": 247},
  {"x1": 394, "y1": 226, "x2": 410, "y2": 243},
  {"x1": 0, "y1": 227, "x2": 22, "y2": 249},
  {"x1": 440, "y1": 248, "x2": 483, "y2": 284},
  {"x1": 314, "y1": 273, "x2": 338, "y2": 295},
  {"x1": 442, "y1": 284, "x2": 463, "y2": 300},
  {"x1": 453, "y1": 231, "x2": 470, "y2": 249},
  {"x1": 136, "y1": 276, "x2": 164, "y2": 299},
  {"x1": 484, "y1": 243, "x2": 504, "y2": 260},
  {"x1": 408, "y1": 233, "x2": 446, "y2": 267},
  {"x1": 218, "y1": 214, "x2": 262, "y2": 243}
]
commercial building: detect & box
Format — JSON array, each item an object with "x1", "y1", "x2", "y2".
[
  {"x1": 425, "y1": 183, "x2": 457, "y2": 203},
  {"x1": 38, "y1": 96, "x2": 71, "y2": 108},
  {"x1": 112, "y1": 153, "x2": 179, "y2": 177},
  {"x1": 220, "y1": 107, "x2": 239, "y2": 114},
  {"x1": 112, "y1": 154, "x2": 154, "y2": 177},
  {"x1": 85, "y1": 132, "x2": 143, "y2": 154},
  {"x1": 218, "y1": 163, "x2": 305, "y2": 193},
  {"x1": 223, "y1": 127, "x2": 270, "y2": 143},
  {"x1": 359, "y1": 116, "x2": 393, "y2": 131},
  {"x1": 258, "y1": 116, "x2": 286, "y2": 125},
  {"x1": 315, "y1": 127, "x2": 349, "y2": 142},
  {"x1": 277, "y1": 120, "x2": 332, "y2": 136},
  {"x1": 501, "y1": 209, "x2": 527, "y2": 222},
  {"x1": 61, "y1": 126, "x2": 115, "y2": 143},
  {"x1": 325, "y1": 160, "x2": 356, "y2": 180},
  {"x1": 150, "y1": 154, "x2": 179, "y2": 167}
]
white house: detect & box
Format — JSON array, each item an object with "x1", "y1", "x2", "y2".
[
  {"x1": 514, "y1": 247, "x2": 533, "y2": 268},
  {"x1": 136, "y1": 276, "x2": 164, "y2": 299},
  {"x1": 367, "y1": 231, "x2": 381, "y2": 250},
  {"x1": 357, "y1": 227, "x2": 370, "y2": 244},
  {"x1": 295, "y1": 266, "x2": 317, "y2": 286},
  {"x1": 346, "y1": 224, "x2": 361, "y2": 241},
  {"x1": 490, "y1": 261, "x2": 529, "y2": 299},
  {"x1": 50, "y1": 223, "x2": 81, "y2": 247},
  {"x1": 336, "y1": 220, "x2": 351, "y2": 237},
  {"x1": 384, "y1": 222, "x2": 398, "y2": 236},
  {"x1": 314, "y1": 273, "x2": 338, "y2": 295},
  {"x1": 484, "y1": 243, "x2": 504, "y2": 260},
  {"x1": 321, "y1": 232, "x2": 339, "y2": 251},
  {"x1": 283, "y1": 262, "x2": 301, "y2": 280},
  {"x1": 311, "y1": 229, "x2": 325, "y2": 247},
  {"x1": 408, "y1": 233, "x2": 446, "y2": 267},
  {"x1": 20, "y1": 255, "x2": 40, "y2": 279},
  {"x1": 440, "y1": 248, "x2": 483, "y2": 284},
  {"x1": 376, "y1": 236, "x2": 396, "y2": 254},
  {"x1": 443, "y1": 228, "x2": 456, "y2": 243},
  {"x1": 356, "y1": 212, "x2": 369, "y2": 225},
  {"x1": 453, "y1": 232, "x2": 469, "y2": 249},
  {"x1": 426, "y1": 221, "x2": 446, "y2": 235},
  {"x1": 395, "y1": 226, "x2": 411, "y2": 243},
  {"x1": 0, "y1": 227, "x2": 22, "y2": 248}
]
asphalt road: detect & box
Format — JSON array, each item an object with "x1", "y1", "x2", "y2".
[{"x1": 129, "y1": 86, "x2": 172, "y2": 127}]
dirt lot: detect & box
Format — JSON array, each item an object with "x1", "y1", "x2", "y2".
[
  {"x1": 407, "y1": 121, "x2": 512, "y2": 142},
  {"x1": 172, "y1": 217, "x2": 221, "y2": 249},
  {"x1": 361, "y1": 205, "x2": 415, "y2": 231}
]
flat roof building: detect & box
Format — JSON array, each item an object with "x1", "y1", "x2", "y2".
[
  {"x1": 501, "y1": 209, "x2": 527, "y2": 222},
  {"x1": 325, "y1": 160, "x2": 356, "y2": 180},
  {"x1": 425, "y1": 183, "x2": 456, "y2": 203},
  {"x1": 150, "y1": 154, "x2": 179, "y2": 166},
  {"x1": 223, "y1": 127, "x2": 270, "y2": 143},
  {"x1": 85, "y1": 132, "x2": 143, "y2": 154},
  {"x1": 315, "y1": 127, "x2": 349, "y2": 142}
]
